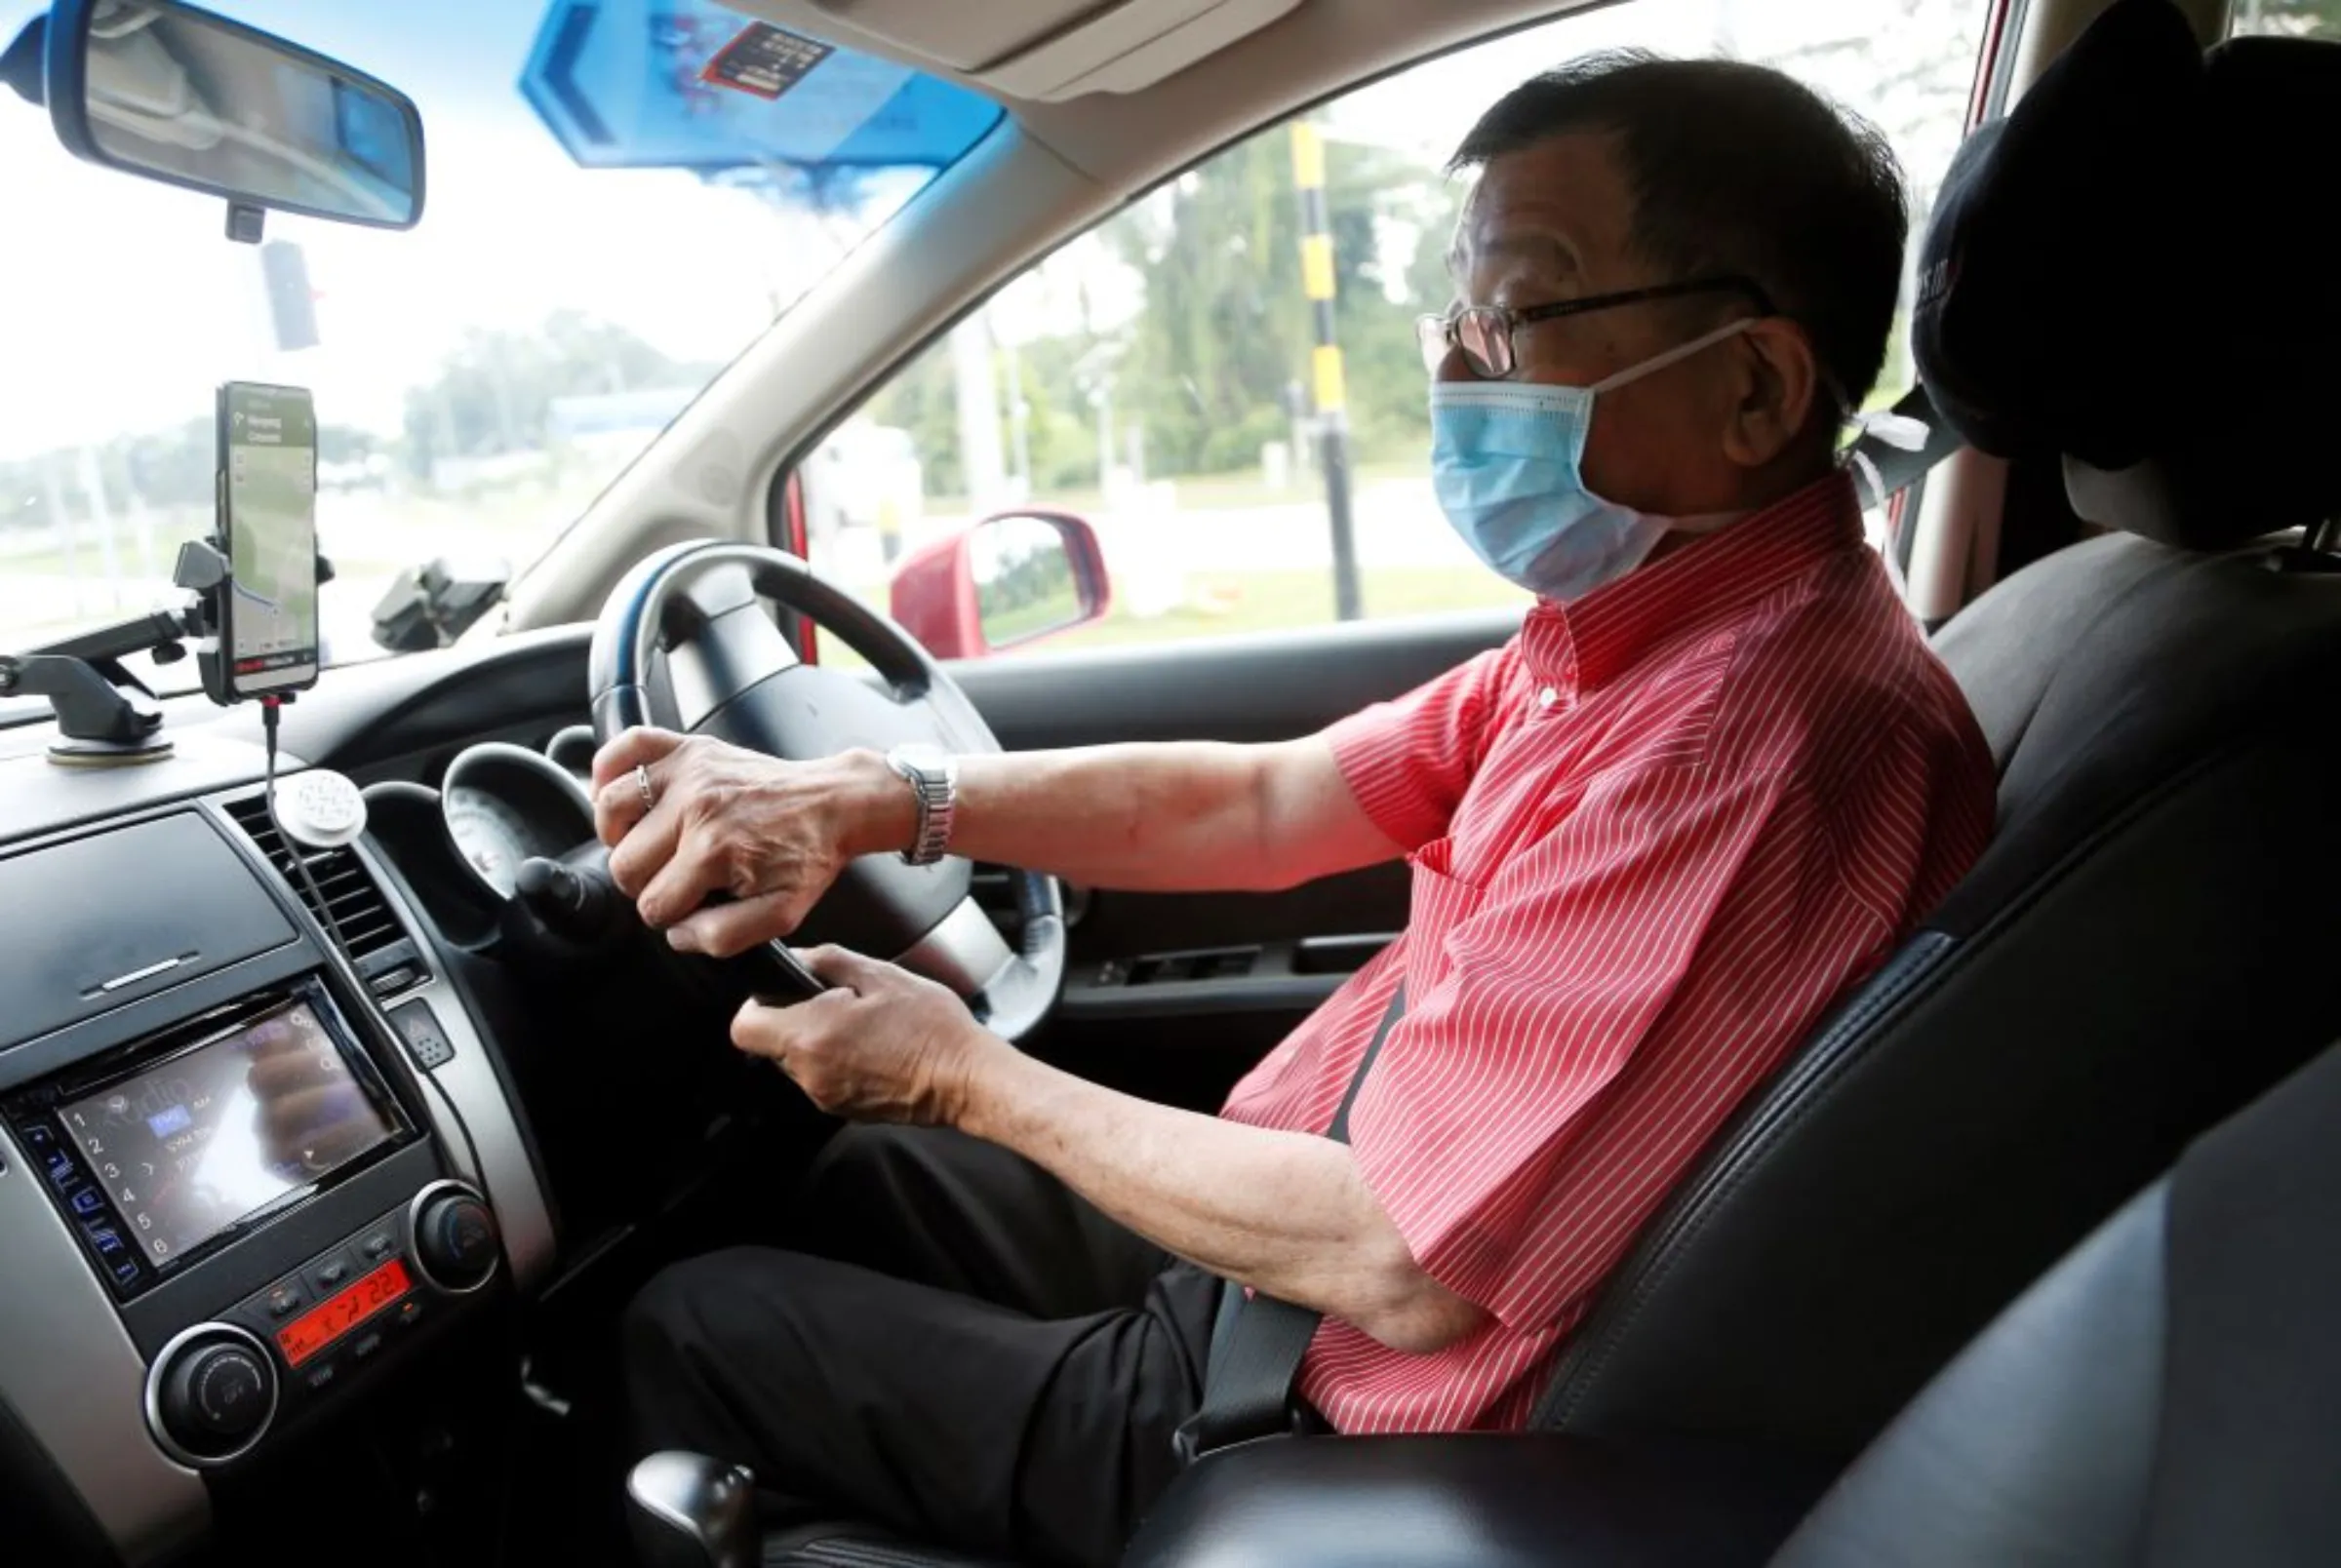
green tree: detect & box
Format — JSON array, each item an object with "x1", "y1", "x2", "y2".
[
  {"x1": 1102, "y1": 128, "x2": 1455, "y2": 479},
  {"x1": 1104, "y1": 134, "x2": 1305, "y2": 477},
  {"x1": 861, "y1": 339, "x2": 965, "y2": 495},
  {"x1": 318, "y1": 425, "x2": 381, "y2": 465},
  {"x1": 399, "y1": 310, "x2": 715, "y2": 478},
  {"x1": 854, "y1": 118, "x2": 1459, "y2": 499},
  {"x1": 862, "y1": 329, "x2": 1106, "y2": 501}
]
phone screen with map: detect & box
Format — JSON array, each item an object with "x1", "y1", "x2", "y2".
[{"x1": 217, "y1": 382, "x2": 321, "y2": 697}]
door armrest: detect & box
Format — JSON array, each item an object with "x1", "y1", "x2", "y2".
[{"x1": 1122, "y1": 1434, "x2": 1828, "y2": 1568}]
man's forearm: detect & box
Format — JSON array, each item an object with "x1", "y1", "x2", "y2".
[
  {"x1": 936, "y1": 738, "x2": 1396, "y2": 894},
  {"x1": 957, "y1": 1043, "x2": 1487, "y2": 1353}
]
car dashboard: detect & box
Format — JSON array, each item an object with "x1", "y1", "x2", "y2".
[{"x1": 0, "y1": 625, "x2": 776, "y2": 1565}]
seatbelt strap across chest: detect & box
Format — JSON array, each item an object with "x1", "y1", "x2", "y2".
[{"x1": 1174, "y1": 984, "x2": 1407, "y2": 1462}]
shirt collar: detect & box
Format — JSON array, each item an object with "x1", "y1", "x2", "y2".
[{"x1": 1520, "y1": 470, "x2": 1867, "y2": 694}]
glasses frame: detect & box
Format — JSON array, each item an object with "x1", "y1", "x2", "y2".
[{"x1": 1417, "y1": 275, "x2": 1777, "y2": 378}]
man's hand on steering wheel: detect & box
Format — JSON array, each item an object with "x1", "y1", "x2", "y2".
[
  {"x1": 585, "y1": 542, "x2": 1065, "y2": 1040},
  {"x1": 589, "y1": 726, "x2": 914, "y2": 958}
]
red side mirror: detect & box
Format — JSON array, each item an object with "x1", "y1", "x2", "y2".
[{"x1": 890, "y1": 509, "x2": 1112, "y2": 660}]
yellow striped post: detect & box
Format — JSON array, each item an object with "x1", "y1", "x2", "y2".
[{"x1": 1290, "y1": 120, "x2": 1361, "y2": 620}]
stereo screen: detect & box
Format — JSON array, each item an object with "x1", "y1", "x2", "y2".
[{"x1": 56, "y1": 1001, "x2": 397, "y2": 1268}]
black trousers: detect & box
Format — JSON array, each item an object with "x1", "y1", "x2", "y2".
[{"x1": 623, "y1": 1125, "x2": 1222, "y2": 1568}]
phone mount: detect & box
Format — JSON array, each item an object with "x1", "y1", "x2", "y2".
[
  {"x1": 0, "y1": 650, "x2": 173, "y2": 765},
  {"x1": 172, "y1": 538, "x2": 236, "y2": 707},
  {"x1": 0, "y1": 541, "x2": 333, "y2": 768}
]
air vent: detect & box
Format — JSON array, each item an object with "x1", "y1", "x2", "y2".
[{"x1": 224, "y1": 795, "x2": 425, "y2": 1000}]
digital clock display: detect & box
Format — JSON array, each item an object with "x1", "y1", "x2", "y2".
[{"x1": 275, "y1": 1257, "x2": 411, "y2": 1367}]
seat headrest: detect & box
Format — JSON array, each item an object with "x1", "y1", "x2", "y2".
[{"x1": 1914, "y1": 0, "x2": 2341, "y2": 551}]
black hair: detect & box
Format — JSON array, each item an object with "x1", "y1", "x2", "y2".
[{"x1": 1450, "y1": 53, "x2": 1909, "y2": 415}]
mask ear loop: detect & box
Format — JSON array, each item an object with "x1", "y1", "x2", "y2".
[{"x1": 1588, "y1": 316, "x2": 1760, "y2": 395}]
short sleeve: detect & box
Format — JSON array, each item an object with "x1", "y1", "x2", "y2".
[
  {"x1": 1323, "y1": 645, "x2": 1521, "y2": 851},
  {"x1": 1347, "y1": 761, "x2": 1812, "y2": 1330}
]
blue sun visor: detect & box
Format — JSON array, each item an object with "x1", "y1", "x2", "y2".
[{"x1": 519, "y1": 0, "x2": 1001, "y2": 173}]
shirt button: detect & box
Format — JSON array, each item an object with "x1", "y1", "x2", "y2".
[{"x1": 1537, "y1": 686, "x2": 1562, "y2": 710}]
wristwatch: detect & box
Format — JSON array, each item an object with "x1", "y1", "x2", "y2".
[{"x1": 885, "y1": 743, "x2": 960, "y2": 867}]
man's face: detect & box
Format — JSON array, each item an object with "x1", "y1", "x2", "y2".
[{"x1": 1445, "y1": 133, "x2": 1803, "y2": 516}]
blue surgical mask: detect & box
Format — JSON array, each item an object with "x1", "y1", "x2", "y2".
[{"x1": 1429, "y1": 318, "x2": 1757, "y2": 601}]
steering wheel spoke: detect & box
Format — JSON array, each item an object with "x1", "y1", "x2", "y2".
[{"x1": 896, "y1": 893, "x2": 1066, "y2": 1041}]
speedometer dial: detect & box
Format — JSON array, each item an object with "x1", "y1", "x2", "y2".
[
  {"x1": 436, "y1": 742, "x2": 598, "y2": 905},
  {"x1": 444, "y1": 786, "x2": 533, "y2": 896}
]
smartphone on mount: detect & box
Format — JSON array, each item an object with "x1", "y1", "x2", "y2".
[{"x1": 210, "y1": 381, "x2": 321, "y2": 704}]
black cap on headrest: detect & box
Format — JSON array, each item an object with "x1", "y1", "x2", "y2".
[
  {"x1": 2064, "y1": 30, "x2": 2341, "y2": 548},
  {"x1": 1914, "y1": 0, "x2": 2207, "y2": 470},
  {"x1": 1919, "y1": 0, "x2": 2341, "y2": 549}
]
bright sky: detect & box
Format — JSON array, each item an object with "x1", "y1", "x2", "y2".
[{"x1": 0, "y1": 0, "x2": 1982, "y2": 460}]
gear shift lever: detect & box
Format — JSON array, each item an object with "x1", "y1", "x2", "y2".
[{"x1": 627, "y1": 1451, "x2": 757, "y2": 1568}]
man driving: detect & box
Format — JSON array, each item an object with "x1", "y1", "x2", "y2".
[{"x1": 598, "y1": 54, "x2": 1993, "y2": 1568}]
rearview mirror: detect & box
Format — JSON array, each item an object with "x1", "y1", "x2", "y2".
[
  {"x1": 890, "y1": 511, "x2": 1113, "y2": 660},
  {"x1": 45, "y1": 0, "x2": 423, "y2": 229}
]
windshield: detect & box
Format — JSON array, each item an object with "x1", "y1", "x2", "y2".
[{"x1": 0, "y1": 0, "x2": 1000, "y2": 672}]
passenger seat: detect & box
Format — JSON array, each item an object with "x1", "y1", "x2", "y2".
[{"x1": 1772, "y1": 1030, "x2": 2341, "y2": 1566}]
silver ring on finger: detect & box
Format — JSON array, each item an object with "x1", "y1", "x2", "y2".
[{"x1": 633, "y1": 764, "x2": 655, "y2": 813}]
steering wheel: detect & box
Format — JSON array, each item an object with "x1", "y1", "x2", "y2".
[{"x1": 585, "y1": 541, "x2": 1066, "y2": 1042}]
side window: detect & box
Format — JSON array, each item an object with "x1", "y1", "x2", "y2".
[
  {"x1": 2229, "y1": 0, "x2": 2341, "y2": 38},
  {"x1": 811, "y1": 0, "x2": 1988, "y2": 664}
]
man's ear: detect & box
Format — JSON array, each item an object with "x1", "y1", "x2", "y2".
[{"x1": 1721, "y1": 317, "x2": 1822, "y2": 470}]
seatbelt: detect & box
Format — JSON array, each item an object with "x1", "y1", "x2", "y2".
[{"x1": 1174, "y1": 985, "x2": 1407, "y2": 1463}]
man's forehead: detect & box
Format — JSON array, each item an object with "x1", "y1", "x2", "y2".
[{"x1": 1448, "y1": 133, "x2": 1632, "y2": 278}]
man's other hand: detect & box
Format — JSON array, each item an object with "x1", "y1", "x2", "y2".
[
  {"x1": 590, "y1": 727, "x2": 914, "y2": 958},
  {"x1": 730, "y1": 946, "x2": 1003, "y2": 1125}
]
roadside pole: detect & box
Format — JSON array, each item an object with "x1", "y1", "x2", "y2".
[{"x1": 1291, "y1": 120, "x2": 1363, "y2": 621}]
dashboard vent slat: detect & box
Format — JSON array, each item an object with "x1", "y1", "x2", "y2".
[{"x1": 224, "y1": 795, "x2": 421, "y2": 1000}]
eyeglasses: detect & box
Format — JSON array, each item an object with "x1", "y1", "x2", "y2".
[{"x1": 1415, "y1": 276, "x2": 1776, "y2": 379}]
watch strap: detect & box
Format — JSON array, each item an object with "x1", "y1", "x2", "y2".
[{"x1": 886, "y1": 747, "x2": 959, "y2": 866}]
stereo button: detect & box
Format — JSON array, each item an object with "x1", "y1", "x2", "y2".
[{"x1": 263, "y1": 1281, "x2": 305, "y2": 1318}]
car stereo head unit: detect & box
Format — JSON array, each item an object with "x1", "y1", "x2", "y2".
[{"x1": 4, "y1": 979, "x2": 415, "y2": 1301}]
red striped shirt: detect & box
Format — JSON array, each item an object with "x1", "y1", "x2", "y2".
[{"x1": 1218, "y1": 471, "x2": 1994, "y2": 1433}]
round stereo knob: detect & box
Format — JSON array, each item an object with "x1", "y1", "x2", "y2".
[
  {"x1": 152, "y1": 1329, "x2": 276, "y2": 1463},
  {"x1": 415, "y1": 1189, "x2": 499, "y2": 1291}
]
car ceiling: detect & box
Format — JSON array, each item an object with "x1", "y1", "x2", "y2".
[{"x1": 727, "y1": 0, "x2": 1609, "y2": 179}]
